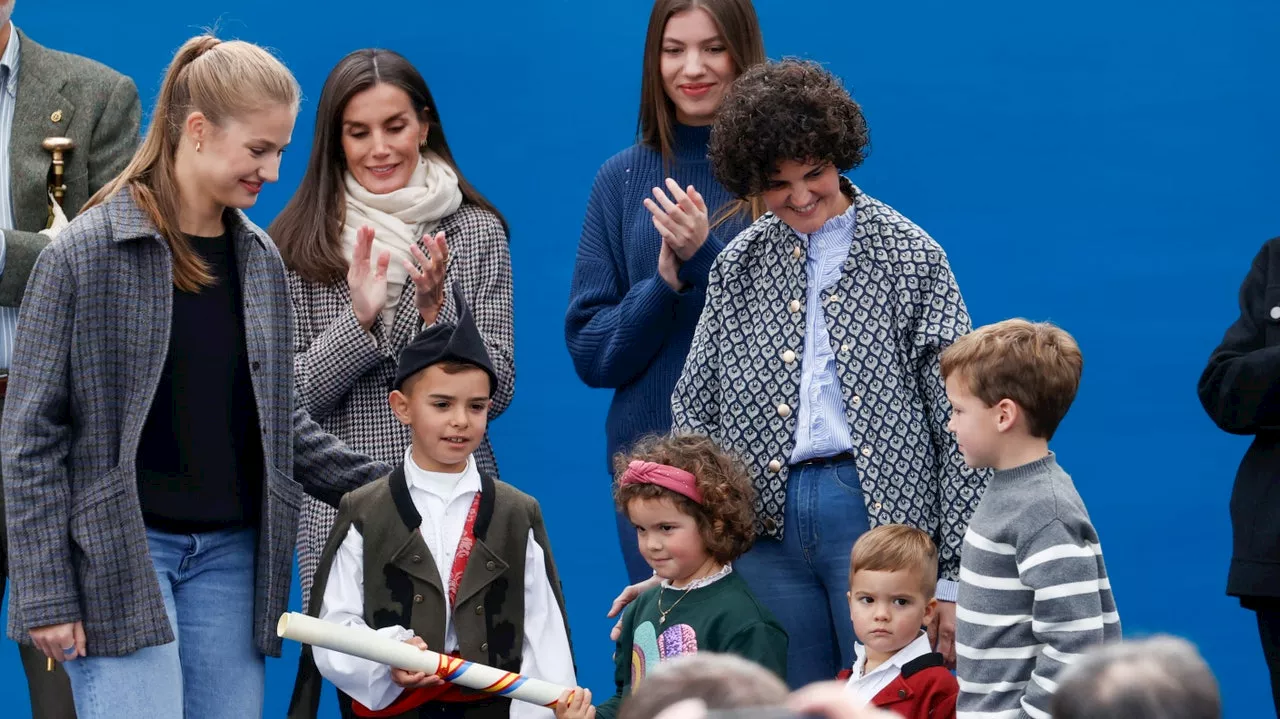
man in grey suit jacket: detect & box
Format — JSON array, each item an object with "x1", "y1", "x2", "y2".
[{"x1": 0, "y1": 3, "x2": 141, "y2": 716}]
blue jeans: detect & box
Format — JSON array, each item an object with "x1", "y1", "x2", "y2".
[
  {"x1": 64, "y1": 527, "x2": 264, "y2": 718},
  {"x1": 735, "y1": 458, "x2": 871, "y2": 689}
]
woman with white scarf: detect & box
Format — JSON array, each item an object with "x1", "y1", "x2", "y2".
[{"x1": 270, "y1": 48, "x2": 514, "y2": 615}]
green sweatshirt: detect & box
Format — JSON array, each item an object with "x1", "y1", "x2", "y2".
[{"x1": 596, "y1": 571, "x2": 788, "y2": 719}]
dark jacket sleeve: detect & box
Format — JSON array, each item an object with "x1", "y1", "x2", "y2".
[
  {"x1": 88, "y1": 74, "x2": 142, "y2": 192},
  {"x1": 592, "y1": 602, "x2": 638, "y2": 719},
  {"x1": 292, "y1": 392, "x2": 393, "y2": 507},
  {"x1": 0, "y1": 240, "x2": 80, "y2": 632},
  {"x1": 288, "y1": 495, "x2": 361, "y2": 719},
  {"x1": 1199, "y1": 238, "x2": 1280, "y2": 434}
]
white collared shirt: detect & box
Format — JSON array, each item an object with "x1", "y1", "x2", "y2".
[
  {"x1": 844, "y1": 631, "x2": 934, "y2": 706},
  {"x1": 313, "y1": 449, "x2": 575, "y2": 718},
  {"x1": 0, "y1": 25, "x2": 22, "y2": 369}
]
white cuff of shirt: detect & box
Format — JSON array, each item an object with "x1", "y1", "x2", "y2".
[
  {"x1": 935, "y1": 578, "x2": 958, "y2": 602},
  {"x1": 379, "y1": 625, "x2": 416, "y2": 642}
]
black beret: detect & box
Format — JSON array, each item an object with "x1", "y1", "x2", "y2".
[{"x1": 393, "y1": 284, "x2": 497, "y2": 395}]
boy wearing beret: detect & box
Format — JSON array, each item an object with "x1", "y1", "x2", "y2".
[{"x1": 290, "y1": 288, "x2": 576, "y2": 719}]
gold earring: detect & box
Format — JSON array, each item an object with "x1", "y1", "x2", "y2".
[{"x1": 196, "y1": 141, "x2": 202, "y2": 153}]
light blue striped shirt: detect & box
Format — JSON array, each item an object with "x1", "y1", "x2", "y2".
[
  {"x1": 0, "y1": 27, "x2": 22, "y2": 370},
  {"x1": 790, "y1": 201, "x2": 858, "y2": 463}
]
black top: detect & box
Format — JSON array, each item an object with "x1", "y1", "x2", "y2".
[
  {"x1": 136, "y1": 233, "x2": 265, "y2": 532},
  {"x1": 1199, "y1": 235, "x2": 1280, "y2": 600}
]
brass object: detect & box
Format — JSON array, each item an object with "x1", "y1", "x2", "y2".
[
  {"x1": 50, "y1": 109, "x2": 62, "y2": 123},
  {"x1": 42, "y1": 136, "x2": 75, "y2": 229}
]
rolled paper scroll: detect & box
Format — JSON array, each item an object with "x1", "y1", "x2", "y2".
[{"x1": 277, "y1": 612, "x2": 573, "y2": 708}]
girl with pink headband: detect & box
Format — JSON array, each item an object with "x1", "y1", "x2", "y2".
[{"x1": 555, "y1": 434, "x2": 788, "y2": 719}]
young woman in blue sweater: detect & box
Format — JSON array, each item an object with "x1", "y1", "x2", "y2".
[{"x1": 564, "y1": 0, "x2": 765, "y2": 584}]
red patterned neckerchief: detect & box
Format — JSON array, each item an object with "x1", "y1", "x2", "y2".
[
  {"x1": 353, "y1": 492, "x2": 488, "y2": 717},
  {"x1": 447, "y1": 492, "x2": 483, "y2": 605}
]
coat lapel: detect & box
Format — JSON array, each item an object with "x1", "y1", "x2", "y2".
[
  {"x1": 452, "y1": 539, "x2": 508, "y2": 609},
  {"x1": 11, "y1": 30, "x2": 73, "y2": 232},
  {"x1": 452, "y1": 471, "x2": 505, "y2": 608},
  {"x1": 234, "y1": 221, "x2": 268, "y2": 375},
  {"x1": 870, "y1": 674, "x2": 912, "y2": 708},
  {"x1": 386, "y1": 464, "x2": 448, "y2": 593}
]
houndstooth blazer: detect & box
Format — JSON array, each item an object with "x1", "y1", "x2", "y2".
[
  {"x1": 671, "y1": 185, "x2": 989, "y2": 579},
  {"x1": 0, "y1": 191, "x2": 391, "y2": 658},
  {"x1": 289, "y1": 203, "x2": 514, "y2": 606}
]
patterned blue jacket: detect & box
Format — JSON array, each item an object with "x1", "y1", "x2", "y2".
[{"x1": 671, "y1": 185, "x2": 988, "y2": 578}]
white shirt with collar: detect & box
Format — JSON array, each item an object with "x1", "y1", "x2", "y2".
[
  {"x1": 844, "y1": 631, "x2": 934, "y2": 706},
  {"x1": 313, "y1": 448, "x2": 575, "y2": 717},
  {"x1": 0, "y1": 25, "x2": 22, "y2": 370}
]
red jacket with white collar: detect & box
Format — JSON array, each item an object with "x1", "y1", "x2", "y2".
[{"x1": 838, "y1": 652, "x2": 958, "y2": 719}]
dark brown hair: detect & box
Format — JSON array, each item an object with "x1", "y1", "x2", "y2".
[
  {"x1": 270, "y1": 49, "x2": 507, "y2": 284},
  {"x1": 940, "y1": 319, "x2": 1084, "y2": 440},
  {"x1": 613, "y1": 433, "x2": 756, "y2": 563},
  {"x1": 86, "y1": 35, "x2": 299, "y2": 292},
  {"x1": 849, "y1": 524, "x2": 939, "y2": 598},
  {"x1": 638, "y1": 0, "x2": 764, "y2": 162},
  {"x1": 709, "y1": 58, "x2": 870, "y2": 199}
]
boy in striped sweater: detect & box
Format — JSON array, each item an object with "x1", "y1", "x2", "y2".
[{"x1": 940, "y1": 320, "x2": 1120, "y2": 719}]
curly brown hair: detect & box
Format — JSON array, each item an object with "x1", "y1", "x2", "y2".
[
  {"x1": 708, "y1": 59, "x2": 871, "y2": 199},
  {"x1": 613, "y1": 434, "x2": 757, "y2": 563}
]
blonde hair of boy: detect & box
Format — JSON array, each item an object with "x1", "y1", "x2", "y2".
[
  {"x1": 939, "y1": 318, "x2": 1083, "y2": 440},
  {"x1": 849, "y1": 524, "x2": 939, "y2": 598}
]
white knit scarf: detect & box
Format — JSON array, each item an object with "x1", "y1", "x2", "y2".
[{"x1": 342, "y1": 152, "x2": 463, "y2": 330}]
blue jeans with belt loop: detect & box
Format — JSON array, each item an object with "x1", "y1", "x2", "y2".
[
  {"x1": 63, "y1": 527, "x2": 264, "y2": 718},
  {"x1": 734, "y1": 457, "x2": 871, "y2": 688}
]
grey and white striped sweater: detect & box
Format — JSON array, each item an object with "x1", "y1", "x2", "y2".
[{"x1": 955, "y1": 453, "x2": 1120, "y2": 719}]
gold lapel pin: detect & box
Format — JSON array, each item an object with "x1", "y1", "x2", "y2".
[{"x1": 50, "y1": 109, "x2": 63, "y2": 123}]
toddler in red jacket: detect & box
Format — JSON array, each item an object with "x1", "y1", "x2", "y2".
[{"x1": 838, "y1": 525, "x2": 957, "y2": 719}]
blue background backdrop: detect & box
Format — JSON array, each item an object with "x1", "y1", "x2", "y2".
[{"x1": 3, "y1": 0, "x2": 1278, "y2": 715}]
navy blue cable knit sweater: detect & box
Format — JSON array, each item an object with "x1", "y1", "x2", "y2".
[{"x1": 565, "y1": 124, "x2": 749, "y2": 472}]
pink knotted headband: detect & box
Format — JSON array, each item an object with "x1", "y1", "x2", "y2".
[{"x1": 620, "y1": 460, "x2": 703, "y2": 504}]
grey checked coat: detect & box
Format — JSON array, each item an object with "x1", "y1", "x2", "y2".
[
  {"x1": 290, "y1": 203, "x2": 514, "y2": 609},
  {"x1": 0, "y1": 191, "x2": 391, "y2": 658},
  {"x1": 671, "y1": 185, "x2": 989, "y2": 578}
]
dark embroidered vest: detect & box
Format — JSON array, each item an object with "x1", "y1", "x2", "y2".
[{"x1": 289, "y1": 466, "x2": 571, "y2": 719}]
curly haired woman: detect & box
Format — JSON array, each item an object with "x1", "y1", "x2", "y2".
[{"x1": 654, "y1": 59, "x2": 988, "y2": 687}]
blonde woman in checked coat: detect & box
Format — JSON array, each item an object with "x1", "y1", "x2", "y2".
[{"x1": 270, "y1": 49, "x2": 514, "y2": 613}]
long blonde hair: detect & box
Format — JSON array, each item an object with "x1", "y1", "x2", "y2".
[{"x1": 85, "y1": 35, "x2": 300, "y2": 292}]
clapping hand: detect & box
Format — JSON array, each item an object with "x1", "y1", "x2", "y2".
[
  {"x1": 407, "y1": 232, "x2": 448, "y2": 326},
  {"x1": 348, "y1": 226, "x2": 391, "y2": 332},
  {"x1": 644, "y1": 178, "x2": 710, "y2": 262}
]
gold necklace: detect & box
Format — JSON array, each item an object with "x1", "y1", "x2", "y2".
[{"x1": 657, "y1": 586, "x2": 693, "y2": 625}]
